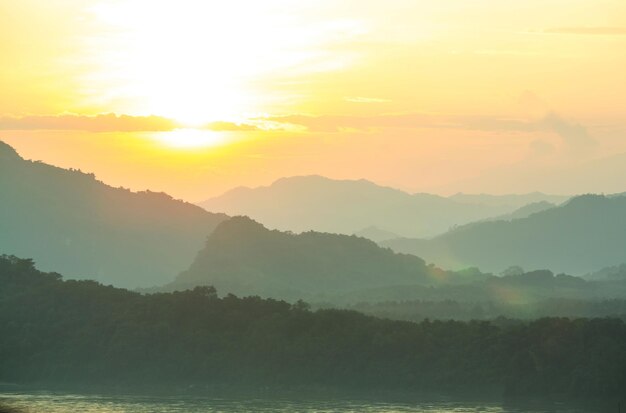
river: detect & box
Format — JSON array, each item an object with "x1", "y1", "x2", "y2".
[{"x1": 0, "y1": 391, "x2": 613, "y2": 412}]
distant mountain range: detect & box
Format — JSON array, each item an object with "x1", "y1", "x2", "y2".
[
  {"x1": 157, "y1": 215, "x2": 626, "y2": 305},
  {"x1": 382, "y1": 194, "x2": 626, "y2": 276},
  {"x1": 5, "y1": 138, "x2": 621, "y2": 293},
  {"x1": 477, "y1": 201, "x2": 556, "y2": 223},
  {"x1": 448, "y1": 193, "x2": 567, "y2": 208},
  {"x1": 0, "y1": 141, "x2": 226, "y2": 287},
  {"x1": 352, "y1": 226, "x2": 401, "y2": 242},
  {"x1": 160, "y1": 216, "x2": 486, "y2": 301},
  {"x1": 200, "y1": 175, "x2": 568, "y2": 239}
]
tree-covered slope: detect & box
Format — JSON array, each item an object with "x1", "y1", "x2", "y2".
[
  {"x1": 383, "y1": 194, "x2": 626, "y2": 275},
  {"x1": 1, "y1": 255, "x2": 626, "y2": 399},
  {"x1": 0, "y1": 141, "x2": 226, "y2": 287},
  {"x1": 163, "y1": 216, "x2": 462, "y2": 300}
]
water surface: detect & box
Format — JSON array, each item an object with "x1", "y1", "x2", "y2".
[{"x1": 0, "y1": 391, "x2": 606, "y2": 412}]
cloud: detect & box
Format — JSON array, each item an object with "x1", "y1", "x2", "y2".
[
  {"x1": 344, "y1": 96, "x2": 391, "y2": 103},
  {"x1": 264, "y1": 111, "x2": 598, "y2": 148},
  {"x1": 517, "y1": 90, "x2": 548, "y2": 115},
  {"x1": 0, "y1": 113, "x2": 271, "y2": 133},
  {"x1": 0, "y1": 113, "x2": 179, "y2": 132},
  {"x1": 541, "y1": 112, "x2": 598, "y2": 155},
  {"x1": 542, "y1": 27, "x2": 626, "y2": 35},
  {"x1": 261, "y1": 113, "x2": 444, "y2": 132},
  {"x1": 261, "y1": 113, "x2": 539, "y2": 133},
  {"x1": 264, "y1": 111, "x2": 599, "y2": 160},
  {"x1": 202, "y1": 121, "x2": 261, "y2": 132},
  {"x1": 528, "y1": 139, "x2": 557, "y2": 160}
]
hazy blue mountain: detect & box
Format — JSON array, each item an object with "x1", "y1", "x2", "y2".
[
  {"x1": 352, "y1": 226, "x2": 400, "y2": 242},
  {"x1": 585, "y1": 263, "x2": 626, "y2": 281},
  {"x1": 449, "y1": 192, "x2": 569, "y2": 208},
  {"x1": 0, "y1": 141, "x2": 227, "y2": 287},
  {"x1": 482, "y1": 201, "x2": 556, "y2": 222},
  {"x1": 161, "y1": 216, "x2": 481, "y2": 301},
  {"x1": 382, "y1": 194, "x2": 626, "y2": 276},
  {"x1": 200, "y1": 175, "x2": 562, "y2": 239}
]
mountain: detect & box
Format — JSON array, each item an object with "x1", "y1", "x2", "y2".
[
  {"x1": 200, "y1": 176, "x2": 563, "y2": 239},
  {"x1": 382, "y1": 194, "x2": 626, "y2": 276},
  {"x1": 0, "y1": 141, "x2": 227, "y2": 287},
  {"x1": 160, "y1": 215, "x2": 625, "y2": 306},
  {"x1": 449, "y1": 192, "x2": 568, "y2": 208},
  {"x1": 352, "y1": 226, "x2": 400, "y2": 242},
  {"x1": 483, "y1": 201, "x2": 556, "y2": 222},
  {"x1": 585, "y1": 263, "x2": 626, "y2": 281},
  {"x1": 161, "y1": 216, "x2": 477, "y2": 301}
]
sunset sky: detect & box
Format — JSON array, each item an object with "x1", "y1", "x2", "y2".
[{"x1": 1, "y1": 0, "x2": 626, "y2": 200}]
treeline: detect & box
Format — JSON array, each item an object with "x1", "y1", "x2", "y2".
[
  {"x1": 328, "y1": 269, "x2": 626, "y2": 305},
  {"x1": 1, "y1": 255, "x2": 626, "y2": 399},
  {"x1": 347, "y1": 298, "x2": 626, "y2": 322}
]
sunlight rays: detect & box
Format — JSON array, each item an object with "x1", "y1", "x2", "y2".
[{"x1": 86, "y1": 0, "x2": 365, "y2": 126}]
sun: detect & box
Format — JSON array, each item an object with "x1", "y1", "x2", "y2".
[
  {"x1": 86, "y1": 1, "x2": 358, "y2": 127},
  {"x1": 88, "y1": 2, "x2": 255, "y2": 125}
]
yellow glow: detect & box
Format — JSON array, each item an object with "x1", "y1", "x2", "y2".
[
  {"x1": 86, "y1": 1, "x2": 363, "y2": 125},
  {"x1": 153, "y1": 129, "x2": 228, "y2": 149},
  {"x1": 2, "y1": 1, "x2": 626, "y2": 200}
]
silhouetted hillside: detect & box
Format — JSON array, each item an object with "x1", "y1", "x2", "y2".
[
  {"x1": 3, "y1": 254, "x2": 626, "y2": 399},
  {"x1": 200, "y1": 176, "x2": 562, "y2": 239},
  {"x1": 162, "y1": 216, "x2": 475, "y2": 300},
  {"x1": 382, "y1": 194, "x2": 626, "y2": 276},
  {"x1": 0, "y1": 141, "x2": 227, "y2": 287}
]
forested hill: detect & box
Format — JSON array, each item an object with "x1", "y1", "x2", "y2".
[
  {"x1": 161, "y1": 216, "x2": 477, "y2": 300},
  {"x1": 0, "y1": 141, "x2": 227, "y2": 287},
  {"x1": 383, "y1": 194, "x2": 626, "y2": 276},
  {"x1": 1, "y1": 254, "x2": 626, "y2": 399}
]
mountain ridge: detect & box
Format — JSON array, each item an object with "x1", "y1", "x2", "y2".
[
  {"x1": 160, "y1": 215, "x2": 479, "y2": 301},
  {"x1": 200, "y1": 175, "x2": 567, "y2": 239},
  {"x1": 0, "y1": 140, "x2": 227, "y2": 287},
  {"x1": 382, "y1": 193, "x2": 626, "y2": 276}
]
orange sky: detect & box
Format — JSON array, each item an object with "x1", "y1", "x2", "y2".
[{"x1": 1, "y1": 0, "x2": 626, "y2": 200}]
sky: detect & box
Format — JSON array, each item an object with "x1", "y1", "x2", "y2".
[{"x1": 1, "y1": 0, "x2": 626, "y2": 201}]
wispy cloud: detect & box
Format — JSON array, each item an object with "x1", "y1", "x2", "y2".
[
  {"x1": 202, "y1": 121, "x2": 261, "y2": 132},
  {"x1": 540, "y1": 112, "x2": 598, "y2": 155},
  {"x1": 542, "y1": 27, "x2": 626, "y2": 35},
  {"x1": 263, "y1": 111, "x2": 599, "y2": 158},
  {"x1": 260, "y1": 113, "x2": 436, "y2": 132},
  {"x1": 0, "y1": 114, "x2": 264, "y2": 133},
  {"x1": 344, "y1": 96, "x2": 391, "y2": 103},
  {"x1": 0, "y1": 113, "x2": 179, "y2": 132},
  {"x1": 261, "y1": 113, "x2": 538, "y2": 133}
]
